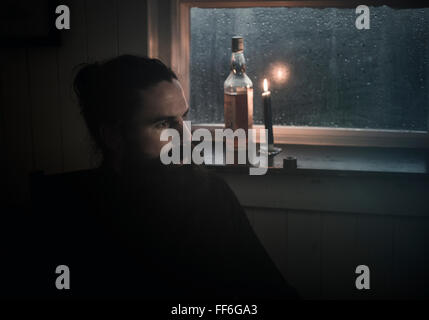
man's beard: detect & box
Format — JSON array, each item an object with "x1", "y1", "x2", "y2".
[
  {"x1": 117, "y1": 136, "x2": 199, "y2": 182},
  {"x1": 120, "y1": 143, "x2": 163, "y2": 177}
]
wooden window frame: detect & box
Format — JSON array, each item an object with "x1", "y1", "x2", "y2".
[{"x1": 147, "y1": 0, "x2": 429, "y2": 148}]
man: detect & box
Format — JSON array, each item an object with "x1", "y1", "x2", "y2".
[{"x1": 27, "y1": 55, "x2": 298, "y2": 299}]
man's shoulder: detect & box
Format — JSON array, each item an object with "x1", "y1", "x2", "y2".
[{"x1": 32, "y1": 168, "x2": 102, "y2": 193}]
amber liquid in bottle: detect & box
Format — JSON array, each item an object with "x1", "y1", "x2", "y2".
[
  {"x1": 224, "y1": 36, "x2": 253, "y2": 152},
  {"x1": 224, "y1": 89, "x2": 254, "y2": 131}
]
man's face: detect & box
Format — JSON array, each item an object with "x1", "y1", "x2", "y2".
[{"x1": 127, "y1": 79, "x2": 189, "y2": 159}]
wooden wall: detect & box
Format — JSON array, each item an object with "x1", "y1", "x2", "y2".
[
  {"x1": 245, "y1": 208, "x2": 429, "y2": 299},
  {"x1": 221, "y1": 172, "x2": 429, "y2": 299},
  {"x1": 0, "y1": 0, "x2": 148, "y2": 207}
]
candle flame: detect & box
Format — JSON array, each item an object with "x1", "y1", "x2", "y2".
[{"x1": 263, "y1": 78, "x2": 268, "y2": 92}]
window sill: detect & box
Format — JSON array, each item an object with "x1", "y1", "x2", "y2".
[
  {"x1": 192, "y1": 123, "x2": 429, "y2": 149},
  {"x1": 202, "y1": 143, "x2": 429, "y2": 179},
  {"x1": 204, "y1": 144, "x2": 429, "y2": 216}
]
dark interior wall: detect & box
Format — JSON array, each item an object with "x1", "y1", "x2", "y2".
[
  {"x1": 222, "y1": 172, "x2": 429, "y2": 299},
  {"x1": 0, "y1": 0, "x2": 148, "y2": 207}
]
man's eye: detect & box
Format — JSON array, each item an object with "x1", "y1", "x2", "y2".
[{"x1": 155, "y1": 120, "x2": 170, "y2": 129}]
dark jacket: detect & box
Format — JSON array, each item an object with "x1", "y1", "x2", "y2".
[{"x1": 26, "y1": 164, "x2": 298, "y2": 300}]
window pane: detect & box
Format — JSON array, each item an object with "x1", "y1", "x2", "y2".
[{"x1": 190, "y1": 6, "x2": 429, "y2": 131}]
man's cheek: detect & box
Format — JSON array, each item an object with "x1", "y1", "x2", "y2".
[
  {"x1": 145, "y1": 132, "x2": 166, "y2": 157},
  {"x1": 157, "y1": 138, "x2": 173, "y2": 156}
]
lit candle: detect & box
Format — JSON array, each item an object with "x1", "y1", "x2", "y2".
[
  {"x1": 262, "y1": 79, "x2": 274, "y2": 148},
  {"x1": 262, "y1": 79, "x2": 282, "y2": 156}
]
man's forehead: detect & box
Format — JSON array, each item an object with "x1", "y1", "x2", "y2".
[{"x1": 138, "y1": 80, "x2": 188, "y2": 120}]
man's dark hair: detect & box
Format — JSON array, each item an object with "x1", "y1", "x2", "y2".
[{"x1": 73, "y1": 55, "x2": 178, "y2": 155}]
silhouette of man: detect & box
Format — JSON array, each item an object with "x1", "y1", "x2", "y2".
[{"x1": 28, "y1": 55, "x2": 298, "y2": 299}]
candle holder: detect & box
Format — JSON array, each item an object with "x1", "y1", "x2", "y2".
[{"x1": 260, "y1": 143, "x2": 282, "y2": 156}]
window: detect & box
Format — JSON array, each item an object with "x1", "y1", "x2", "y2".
[
  {"x1": 151, "y1": 1, "x2": 429, "y2": 148},
  {"x1": 190, "y1": 5, "x2": 429, "y2": 130}
]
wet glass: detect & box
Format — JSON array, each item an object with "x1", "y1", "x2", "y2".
[{"x1": 190, "y1": 6, "x2": 429, "y2": 131}]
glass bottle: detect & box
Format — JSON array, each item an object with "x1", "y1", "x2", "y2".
[{"x1": 224, "y1": 36, "x2": 254, "y2": 132}]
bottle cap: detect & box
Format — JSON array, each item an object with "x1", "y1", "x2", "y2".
[{"x1": 232, "y1": 36, "x2": 244, "y2": 52}]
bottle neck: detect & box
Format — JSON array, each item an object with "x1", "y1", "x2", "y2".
[{"x1": 231, "y1": 51, "x2": 246, "y2": 75}]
